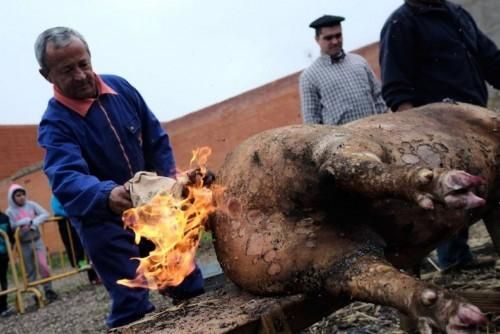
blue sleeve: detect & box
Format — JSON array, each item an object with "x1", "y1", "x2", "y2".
[
  {"x1": 379, "y1": 13, "x2": 417, "y2": 111},
  {"x1": 38, "y1": 119, "x2": 118, "y2": 221},
  {"x1": 128, "y1": 83, "x2": 177, "y2": 177},
  {"x1": 50, "y1": 196, "x2": 67, "y2": 217}
]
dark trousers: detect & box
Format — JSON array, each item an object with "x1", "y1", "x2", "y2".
[
  {"x1": 59, "y1": 218, "x2": 99, "y2": 283},
  {"x1": 0, "y1": 254, "x2": 8, "y2": 312},
  {"x1": 437, "y1": 227, "x2": 473, "y2": 269},
  {"x1": 79, "y1": 221, "x2": 204, "y2": 328}
]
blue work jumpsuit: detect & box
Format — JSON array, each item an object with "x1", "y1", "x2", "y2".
[{"x1": 38, "y1": 74, "x2": 204, "y2": 327}]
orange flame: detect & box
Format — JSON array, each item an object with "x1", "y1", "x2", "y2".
[{"x1": 117, "y1": 147, "x2": 221, "y2": 290}]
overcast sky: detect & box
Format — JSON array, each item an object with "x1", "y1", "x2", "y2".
[{"x1": 1, "y1": 0, "x2": 402, "y2": 125}]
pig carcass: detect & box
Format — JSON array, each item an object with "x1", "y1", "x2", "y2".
[{"x1": 211, "y1": 102, "x2": 498, "y2": 333}]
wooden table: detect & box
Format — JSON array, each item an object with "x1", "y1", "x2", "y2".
[{"x1": 111, "y1": 281, "x2": 348, "y2": 334}]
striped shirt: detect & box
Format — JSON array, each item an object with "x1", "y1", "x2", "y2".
[{"x1": 299, "y1": 53, "x2": 387, "y2": 125}]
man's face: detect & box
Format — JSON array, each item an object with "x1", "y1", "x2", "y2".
[
  {"x1": 41, "y1": 37, "x2": 97, "y2": 100},
  {"x1": 316, "y1": 25, "x2": 343, "y2": 56},
  {"x1": 13, "y1": 191, "x2": 26, "y2": 206}
]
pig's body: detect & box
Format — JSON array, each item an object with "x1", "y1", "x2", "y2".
[{"x1": 212, "y1": 102, "x2": 497, "y2": 333}]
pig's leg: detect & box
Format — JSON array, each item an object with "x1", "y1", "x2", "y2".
[
  {"x1": 326, "y1": 255, "x2": 486, "y2": 334},
  {"x1": 318, "y1": 152, "x2": 485, "y2": 210}
]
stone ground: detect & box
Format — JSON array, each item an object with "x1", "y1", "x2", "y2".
[{"x1": 0, "y1": 222, "x2": 499, "y2": 334}]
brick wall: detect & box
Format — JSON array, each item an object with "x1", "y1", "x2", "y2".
[{"x1": 0, "y1": 126, "x2": 44, "y2": 180}]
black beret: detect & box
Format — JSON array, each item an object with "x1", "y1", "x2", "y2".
[{"x1": 309, "y1": 15, "x2": 345, "y2": 29}]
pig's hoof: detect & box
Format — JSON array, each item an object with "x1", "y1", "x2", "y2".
[
  {"x1": 441, "y1": 171, "x2": 486, "y2": 209},
  {"x1": 416, "y1": 194, "x2": 435, "y2": 210},
  {"x1": 444, "y1": 191, "x2": 485, "y2": 210},
  {"x1": 415, "y1": 291, "x2": 486, "y2": 333},
  {"x1": 416, "y1": 317, "x2": 434, "y2": 334},
  {"x1": 428, "y1": 170, "x2": 486, "y2": 210},
  {"x1": 421, "y1": 289, "x2": 437, "y2": 306},
  {"x1": 446, "y1": 303, "x2": 487, "y2": 333},
  {"x1": 416, "y1": 169, "x2": 434, "y2": 186}
]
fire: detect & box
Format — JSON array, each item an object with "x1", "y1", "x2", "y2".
[{"x1": 118, "y1": 147, "x2": 221, "y2": 290}]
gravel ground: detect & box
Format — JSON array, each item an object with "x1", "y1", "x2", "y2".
[
  {"x1": 0, "y1": 222, "x2": 498, "y2": 334},
  {"x1": 0, "y1": 272, "x2": 176, "y2": 334}
]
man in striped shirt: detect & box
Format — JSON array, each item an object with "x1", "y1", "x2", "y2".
[{"x1": 299, "y1": 15, "x2": 387, "y2": 125}]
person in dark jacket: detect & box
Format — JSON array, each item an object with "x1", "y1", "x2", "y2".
[
  {"x1": 35, "y1": 27, "x2": 204, "y2": 328},
  {"x1": 0, "y1": 211, "x2": 14, "y2": 317},
  {"x1": 379, "y1": 0, "x2": 500, "y2": 270}
]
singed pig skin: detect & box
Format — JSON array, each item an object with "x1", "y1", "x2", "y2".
[{"x1": 212, "y1": 102, "x2": 496, "y2": 333}]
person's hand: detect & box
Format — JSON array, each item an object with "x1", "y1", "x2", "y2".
[
  {"x1": 17, "y1": 217, "x2": 31, "y2": 225},
  {"x1": 108, "y1": 185, "x2": 133, "y2": 215}
]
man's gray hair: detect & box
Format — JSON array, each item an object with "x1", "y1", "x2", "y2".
[{"x1": 34, "y1": 27, "x2": 90, "y2": 70}]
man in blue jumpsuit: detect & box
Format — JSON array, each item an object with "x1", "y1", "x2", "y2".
[{"x1": 35, "y1": 27, "x2": 204, "y2": 328}]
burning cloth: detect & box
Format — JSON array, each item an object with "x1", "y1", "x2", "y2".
[
  {"x1": 124, "y1": 171, "x2": 178, "y2": 207},
  {"x1": 118, "y1": 149, "x2": 219, "y2": 290}
]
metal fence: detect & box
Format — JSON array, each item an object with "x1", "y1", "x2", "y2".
[{"x1": 0, "y1": 217, "x2": 90, "y2": 313}]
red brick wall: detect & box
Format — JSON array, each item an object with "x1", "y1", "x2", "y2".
[
  {"x1": 0, "y1": 43, "x2": 380, "y2": 250},
  {"x1": 168, "y1": 74, "x2": 302, "y2": 171},
  {"x1": 0, "y1": 126, "x2": 44, "y2": 180}
]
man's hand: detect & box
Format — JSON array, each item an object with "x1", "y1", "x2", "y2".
[{"x1": 108, "y1": 185, "x2": 133, "y2": 215}]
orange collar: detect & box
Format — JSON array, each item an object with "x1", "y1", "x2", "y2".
[{"x1": 53, "y1": 74, "x2": 118, "y2": 117}]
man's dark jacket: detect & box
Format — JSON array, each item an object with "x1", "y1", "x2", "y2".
[{"x1": 380, "y1": 0, "x2": 500, "y2": 110}]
